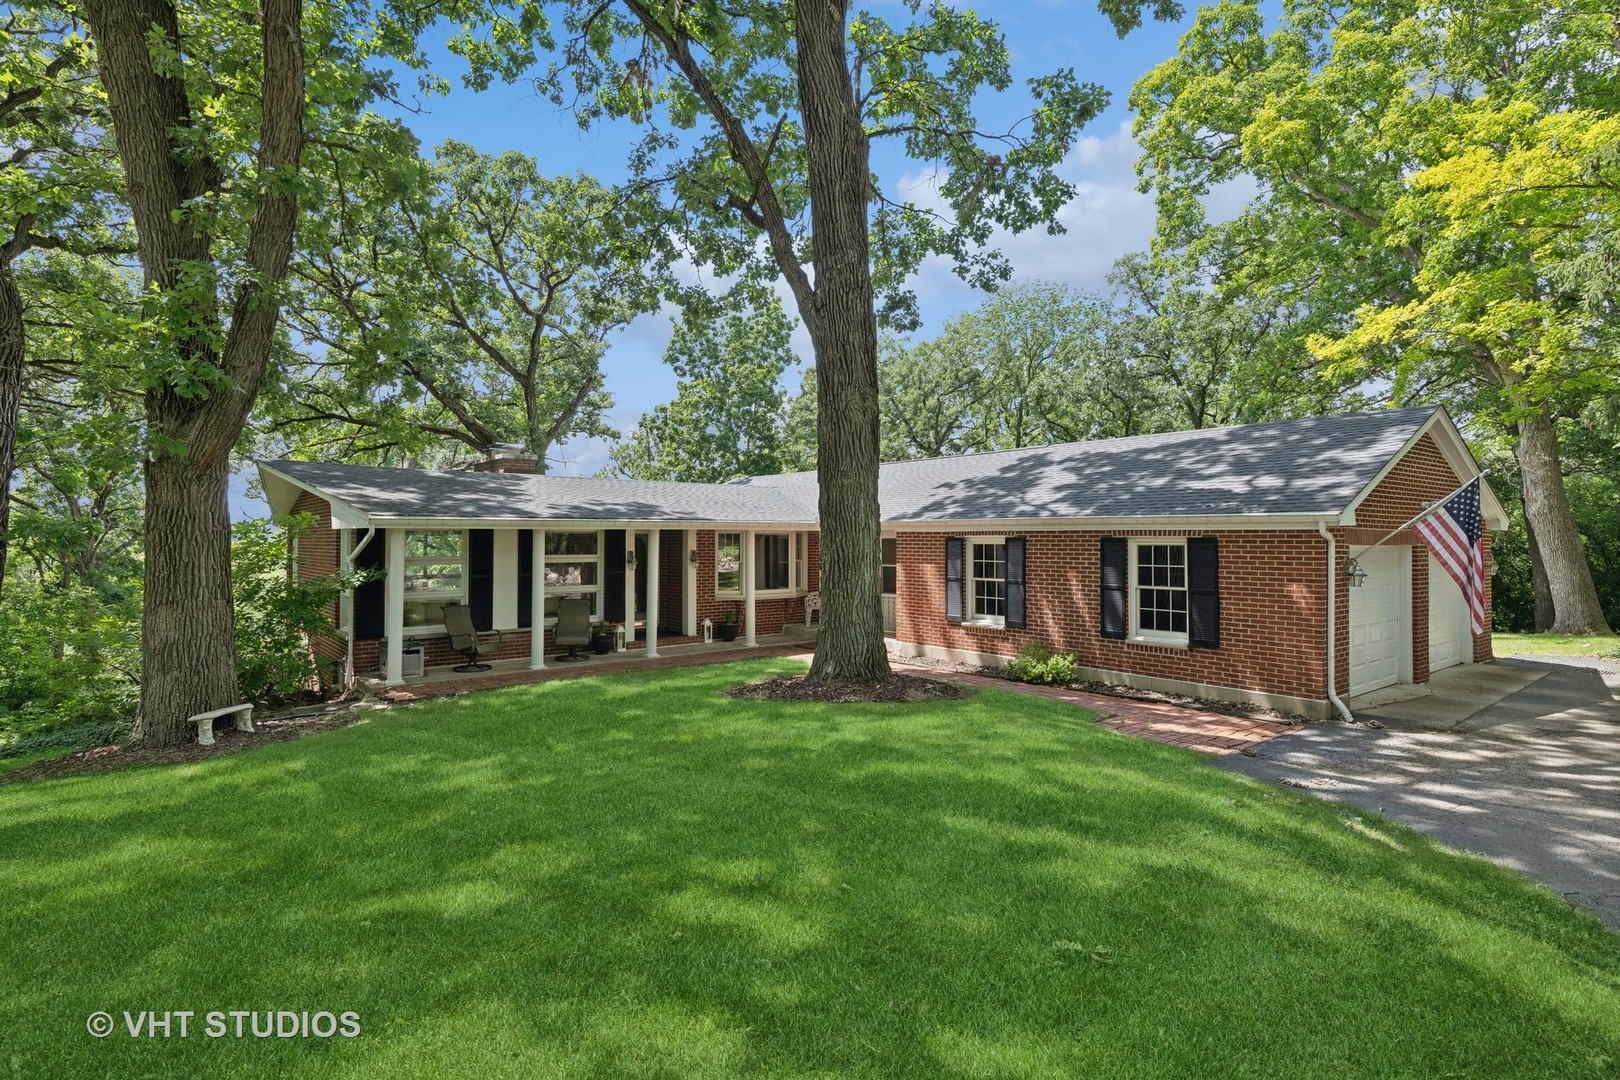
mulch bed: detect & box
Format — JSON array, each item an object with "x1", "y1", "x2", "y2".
[
  {"x1": 893, "y1": 652, "x2": 1307, "y2": 723},
  {"x1": 726, "y1": 673, "x2": 971, "y2": 704},
  {"x1": 0, "y1": 708, "x2": 373, "y2": 785}
]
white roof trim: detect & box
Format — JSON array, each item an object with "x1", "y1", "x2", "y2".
[
  {"x1": 1338, "y1": 407, "x2": 1509, "y2": 530},
  {"x1": 258, "y1": 463, "x2": 373, "y2": 530}
]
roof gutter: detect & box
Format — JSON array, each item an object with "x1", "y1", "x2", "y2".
[
  {"x1": 1316, "y1": 523, "x2": 1355, "y2": 723},
  {"x1": 343, "y1": 526, "x2": 376, "y2": 692}
]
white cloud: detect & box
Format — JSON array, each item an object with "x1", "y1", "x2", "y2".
[{"x1": 894, "y1": 121, "x2": 1256, "y2": 333}]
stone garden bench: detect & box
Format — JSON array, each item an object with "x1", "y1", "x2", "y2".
[{"x1": 188, "y1": 703, "x2": 255, "y2": 746}]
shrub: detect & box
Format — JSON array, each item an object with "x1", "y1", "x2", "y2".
[
  {"x1": 1004, "y1": 640, "x2": 1080, "y2": 686},
  {"x1": 232, "y1": 514, "x2": 373, "y2": 707},
  {"x1": 0, "y1": 582, "x2": 140, "y2": 757}
]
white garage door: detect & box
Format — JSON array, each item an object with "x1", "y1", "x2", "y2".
[
  {"x1": 1428, "y1": 552, "x2": 1471, "y2": 674},
  {"x1": 1349, "y1": 547, "x2": 1404, "y2": 696}
]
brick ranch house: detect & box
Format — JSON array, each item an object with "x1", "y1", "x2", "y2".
[{"x1": 260, "y1": 405, "x2": 1506, "y2": 719}]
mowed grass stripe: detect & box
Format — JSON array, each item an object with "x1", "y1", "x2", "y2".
[{"x1": 2, "y1": 658, "x2": 1617, "y2": 1079}]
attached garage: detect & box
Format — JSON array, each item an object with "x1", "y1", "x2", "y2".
[
  {"x1": 1427, "y1": 552, "x2": 1472, "y2": 673},
  {"x1": 1348, "y1": 547, "x2": 1407, "y2": 696}
]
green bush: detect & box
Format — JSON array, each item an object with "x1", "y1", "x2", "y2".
[
  {"x1": 1003, "y1": 640, "x2": 1080, "y2": 686},
  {"x1": 232, "y1": 514, "x2": 372, "y2": 707},
  {"x1": 0, "y1": 582, "x2": 140, "y2": 757}
]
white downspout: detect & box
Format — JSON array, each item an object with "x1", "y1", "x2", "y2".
[
  {"x1": 1317, "y1": 523, "x2": 1355, "y2": 723},
  {"x1": 344, "y1": 526, "x2": 376, "y2": 691}
]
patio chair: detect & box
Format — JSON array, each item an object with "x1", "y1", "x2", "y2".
[
  {"x1": 441, "y1": 603, "x2": 504, "y2": 673},
  {"x1": 553, "y1": 596, "x2": 593, "y2": 662}
]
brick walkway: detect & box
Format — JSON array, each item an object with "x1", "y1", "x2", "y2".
[{"x1": 890, "y1": 663, "x2": 1299, "y2": 756}]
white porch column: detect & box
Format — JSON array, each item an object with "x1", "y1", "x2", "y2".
[
  {"x1": 645, "y1": 529, "x2": 661, "y2": 658},
  {"x1": 625, "y1": 530, "x2": 637, "y2": 646},
  {"x1": 530, "y1": 527, "x2": 546, "y2": 670},
  {"x1": 744, "y1": 528, "x2": 757, "y2": 648},
  {"x1": 384, "y1": 528, "x2": 406, "y2": 685},
  {"x1": 682, "y1": 529, "x2": 697, "y2": 636}
]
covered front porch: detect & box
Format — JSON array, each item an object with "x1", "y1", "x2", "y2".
[{"x1": 348, "y1": 524, "x2": 815, "y2": 685}]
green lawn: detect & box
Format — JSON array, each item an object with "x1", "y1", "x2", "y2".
[
  {"x1": 3, "y1": 658, "x2": 1617, "y2": 1079},
  {"x1": 1495, "y1": 631, "x2": 1620, "y2": 660}
]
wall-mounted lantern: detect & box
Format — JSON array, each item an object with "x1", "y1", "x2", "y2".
[{"x1": 1343, "y1": 556, "x2": 1369, "y2": 588}]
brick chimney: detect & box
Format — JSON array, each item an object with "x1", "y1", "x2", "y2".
[{"x1": 472, "y1": 443, "x2": 540, "y2": 474}]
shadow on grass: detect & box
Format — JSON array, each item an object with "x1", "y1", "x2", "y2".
[{"x1": 3, "y1": 658, "x2": 1618, "y2": 1079}]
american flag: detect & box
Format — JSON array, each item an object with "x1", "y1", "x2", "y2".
[{"x1": 1414, "y1": 477, "x2": 1486, "y2": 634}]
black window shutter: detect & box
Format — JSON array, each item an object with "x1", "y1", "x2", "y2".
[
  {"x1": 1188, "y1": 536, "x2": 1220, "y2": 648},
  {"x1": 1005, "y1": 536, "x2": 1027, "y2": 629},
  {"x1": 1100, "y1": 536, "x2": 1128, "y2": 639},
  {"x1": 517, "y1": 530, "x2": 534, "y2": 629},
  {"x1": 352, "y1": 528, "x2": 386, "y2": 640},
  {"x1": 945, "y1": 536, "x2": 964, "y2": 624},
  {"x1": 604, "y1": 529, "x2": 626, "y2": 622},
  {"x1": 468, "y1": 530, "x2": 494, "y2": 631}
]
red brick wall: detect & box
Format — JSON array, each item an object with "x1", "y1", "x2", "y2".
[
  {"x1": 290, "y1": 491, "x2": 345, "y2": 664},
  {"x1": 895, "y1": 529, "x2": 1329, "y2": 702},
  {"x1": 892, "y1": 430, "x2": 1494, "y2": 707}
]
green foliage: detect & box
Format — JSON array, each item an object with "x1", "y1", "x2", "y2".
[
  {"x1": 0, "y1": 581, "x2": 139, "y2": 758},
  {"x1": 608, "y1": 295, "x2": 798, "y2": 482},
  {"x1": 274, "y1": 135, "x2": 667, "y2": 467},
  {"x1": 1005, "y1": 639, "x2": 1081, "y2": 686},
  {"x1": 231, "y1": 514, "x2": 369, "y2": 707}
]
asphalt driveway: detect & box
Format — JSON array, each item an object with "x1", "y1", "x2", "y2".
[{"x1": 1219, "y1": 657, "x2": 1620, "y2": 929}]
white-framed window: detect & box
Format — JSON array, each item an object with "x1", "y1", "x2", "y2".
[
  {"x1": 880, "y1": 537, "x2": 897, "y2": 596},
  {"x1": 403, "y1": 530, "x2": 466, "y2": 630},
  {"x1": 716, "y1": 531, "x2": 809, "y2": 596},
  {"x1": 967, "y1": 537, "x2": 1007, "y2": 627},
  {"x1": 543, "y1": 531, "x2": 602, "y2": 623},
  {"x1": 1130, "y1": 539, "x2": 1188, "y2": 644},
  {"x1": 716, "y1": 532, "x2": 743, "y2": 595},
  {"x1": 754, "y1": 532, "x2": 807, "y2": 594}
]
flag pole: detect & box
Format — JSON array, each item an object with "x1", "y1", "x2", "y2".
[{"x1": 1347, "y1": 474, "x2": 1482, "y2": 558}]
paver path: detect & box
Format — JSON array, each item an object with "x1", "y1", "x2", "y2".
[
  {"x1": 1220, "y1": 658, "x2": 1620, "y2": 929},
  {"x1": 890, "y1": 663, "x2": 1299, "y2": 756}
]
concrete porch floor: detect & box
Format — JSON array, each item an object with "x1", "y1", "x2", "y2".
[{"x1": 362, "y1": 626, "x2": 819, "y2": 699}]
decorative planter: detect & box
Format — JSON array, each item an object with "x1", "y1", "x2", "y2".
[
  {"x1": 590, "y1": 633, "x2": 613, "y2": 655},
  {"x1": 717, "y1": 623, "x2": 739, "y2": 642}
]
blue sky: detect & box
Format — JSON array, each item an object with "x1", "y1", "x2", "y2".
[{"x1": 239, "y1": 1, "x2": 1236, "y2": 515}]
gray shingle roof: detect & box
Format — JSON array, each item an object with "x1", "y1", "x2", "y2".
[
  {"x1": 730, "y1": 407, "x2": 1440, "y2": 522},
  {"x1": 263, "y1": 460, "x2": 818, "y2": 524},
  {"x1": 264, "y1": 407, "x2": 1440, "y2": 526}
]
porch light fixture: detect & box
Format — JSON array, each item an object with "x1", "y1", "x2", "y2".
[
  {"x1": 1343, "y1": 556, "x2": 1369, "y2": 588},
  {"x1": 689, "y1": 549, "x2": 699, "y2": 564},
  {"x1": 626, "y1": 550, "x2": 637, "y2": 570}
]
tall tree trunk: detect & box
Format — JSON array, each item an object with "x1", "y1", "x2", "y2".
[
  {"x1": 797, "y1": 0, "x2": 890, "y2": 684},
  {"x1": 138, "y1": 453, "x2": 239, "y2": 732},
  {"x1": 0, "y1": 262, "x2": 23, "y2": 597},
  {"x1": 86, "y1": 0, "x2": 305, "y2": 745},
  {"x1": 1522, "y1": 512, "x2": 1556, "y2": 632},
  {"x1": 1514, "y1": 405, "x2": 1611, "y2": 634}
]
